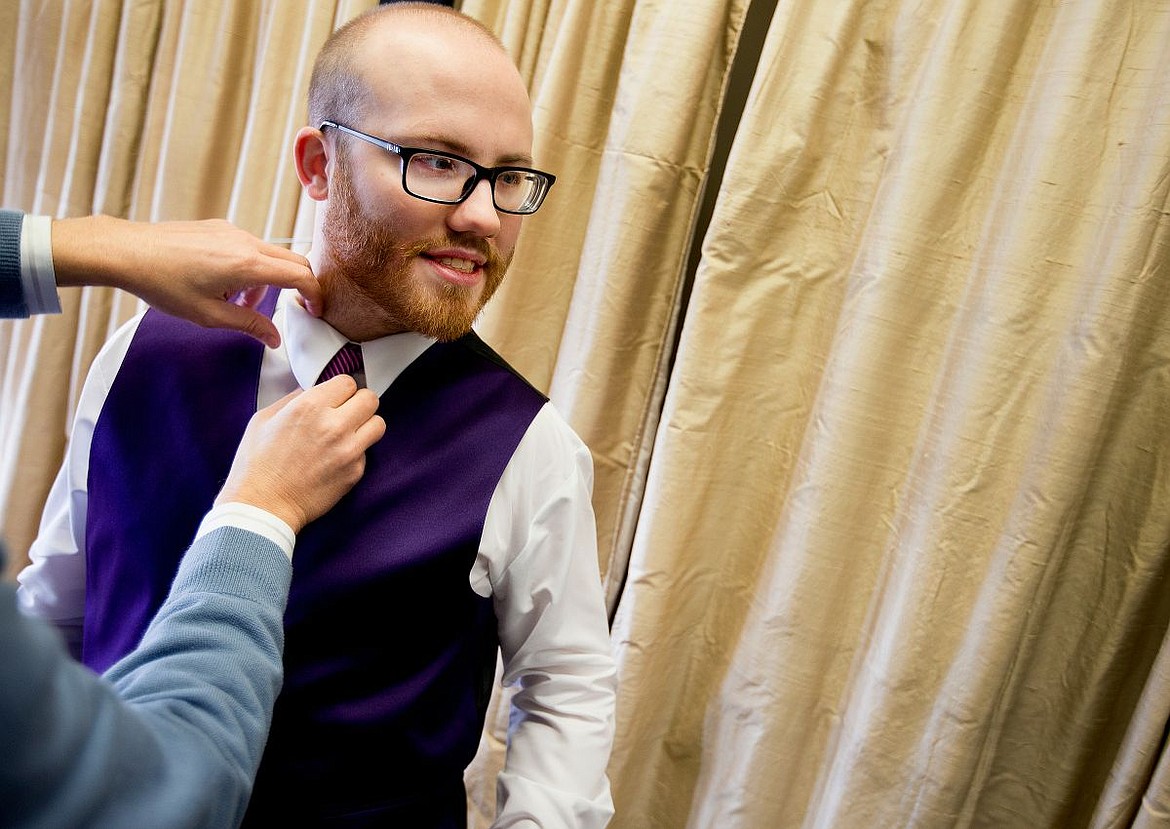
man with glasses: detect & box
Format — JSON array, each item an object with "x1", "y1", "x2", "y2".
[{"x1": 18, "y1": 3, "x2": 616, "y2": 827}]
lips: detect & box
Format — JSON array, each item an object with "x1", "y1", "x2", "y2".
[
  {"x1": 435, "y1": 256, "x2": 477, "y2": 273},
  {"x1": 421, "y1": 249, "x2": 487, "y2": 286}
]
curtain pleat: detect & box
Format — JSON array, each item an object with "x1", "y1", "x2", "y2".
[
  {"x1": 1093, "y1": 607, "x2": 1170, "y2": 829},
  {"x1": 606, "y1": 0, "x2": 1170, "y2": 827},
  {"x1": 458, "y1": 0, "x2": 562, "y2": 91}
]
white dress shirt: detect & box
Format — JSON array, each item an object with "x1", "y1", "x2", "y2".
[
  {"x1": 17, "y1": 284, "x2": 616, "y2": 828},
  {"x1": 19, "y1": 214, "x2": 60, "y2": 316}
]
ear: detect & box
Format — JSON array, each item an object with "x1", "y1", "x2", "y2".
[{"x1": 294, "y1": 126, "x2": 330, "y2": 201}]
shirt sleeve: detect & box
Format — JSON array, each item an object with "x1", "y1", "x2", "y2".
[
  {"x1": 0, "y1": 526, "x2": 291, "y2": 829},
  {"x1": 195, "y1": 502, "x2": 296, "y2": 561},
  {"x1": 0, "y1": 210, "x2": 60, "y2": 317},
  {"x1": 477, "y1": 403, "x2": 617, "y2": 829},
  {"x1": 16, "y1": 313, "x2": 144, "y2": 654},
  {"x1": 21, "y1": 213, "x2": 61, "y2": 315}
]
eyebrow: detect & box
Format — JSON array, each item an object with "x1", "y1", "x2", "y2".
[{"x1": 403, "y1": 133, "x2": 534, "y2": 167}]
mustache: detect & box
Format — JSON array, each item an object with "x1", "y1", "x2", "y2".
[{"x1": 403, "y1": 234, "x2": 503, "y2": 269}]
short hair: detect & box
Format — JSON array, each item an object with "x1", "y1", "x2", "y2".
[{"x1": 307, "y1": 3, "x2": 504, "y2": 129}]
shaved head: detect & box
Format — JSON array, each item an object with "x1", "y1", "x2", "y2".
[{"x1": 308, "y1": 3, "x2": 507, "y2": 129}]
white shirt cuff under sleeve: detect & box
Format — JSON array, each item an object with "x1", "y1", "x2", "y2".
[
  {"x1": 20, "y1": 214, "x2": 61, "y2": 316},
  {"x1": 194, "y1": 502, "x2": 296, "y2": 561}
]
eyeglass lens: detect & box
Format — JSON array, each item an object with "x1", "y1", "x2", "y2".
[{"x1": 405, "y1": 153, "x2": 546, "y2": 213}]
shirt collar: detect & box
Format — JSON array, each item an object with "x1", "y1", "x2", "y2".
[{"x1": 279, "y1": 290, "x2": 435, "y2": 396}]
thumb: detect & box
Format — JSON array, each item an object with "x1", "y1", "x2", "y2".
[
  {"x1": 264, "y1": 387, "x2": 303, "y2": 416},
  {"x1": 248, "y1": 388, "x2": 302, "y2": 428}
]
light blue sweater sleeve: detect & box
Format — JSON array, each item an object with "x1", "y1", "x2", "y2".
[{"x1": 0, "y1": 526, "x2": 291, "y2": 829}]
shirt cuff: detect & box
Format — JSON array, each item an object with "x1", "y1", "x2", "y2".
[
  {"x1": 194, "y1": 502, "x2": 296, "y2": 561},
  {"x1": 20, "y1": 215, "x2": 60, "y2": 316}
]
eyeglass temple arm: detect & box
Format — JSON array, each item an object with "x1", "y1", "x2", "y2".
[{"x1": 320, "y1": 121, "x2": 401, "y2": 155}]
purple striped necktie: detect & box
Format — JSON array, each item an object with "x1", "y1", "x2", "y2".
[{"x1": 317, "y1": 342, "x2": 365, "y2": 387}]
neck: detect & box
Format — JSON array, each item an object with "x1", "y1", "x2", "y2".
[
  {"x1": 311, "y1": 249, "x2": 406, "y2": 342},
  {"x1": 322, "y1": 278, "x2": 407, "y2": 342}
]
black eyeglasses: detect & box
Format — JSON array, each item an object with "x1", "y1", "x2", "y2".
[{"x1": 320, "y1": 121, "x2": 556, "y2": 215}]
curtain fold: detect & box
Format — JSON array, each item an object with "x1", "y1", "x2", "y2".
[
  {"x1": 457, "y1": 0, "x2": 561, "y2": 91},
  {"x1": 606, "y1": 0, "x2": 1170, "y2": 827}
]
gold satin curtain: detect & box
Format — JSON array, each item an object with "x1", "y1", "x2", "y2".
[{"x1": 4, "y1": 1, "x2": 1170, "y2": 827}]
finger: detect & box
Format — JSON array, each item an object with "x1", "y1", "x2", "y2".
[
  {"x1": 202, "y1": 302, "x2": 282, "y2": 349},
  {"x1": 335, "y1": 386, "x2": 381, "y2": 422},
  {"x1": 248, "y1": 258, "x2": 323, "y2": 317},
  {"x1": 353, "y1": 414, "x2": 387, "y2": 451},
  {"x1": 294, "y1": 289, "x2": 325, "y2": 319},
  {"x1": 257, "y1": 243, "x2": 310, "y2": 266},
  {"x1": 299, "y1": 286, "x2": 324, "y2": 318},
  {"x1": 295, "y1": 278, "x2": 324, "y2": 317},
  {"x1": 303, "y1": 373, "x2": 360, "y2": 407},
  {"x1": 246, "y1": 255, "x2": 320, "y2": 304}
]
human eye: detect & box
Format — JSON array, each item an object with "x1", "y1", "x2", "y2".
[
  {"x1": 412, "y1": 153, "x2": 463, "y2": 176},
  {"x1": 495, "y1": 170, "x2": 529, "y2": 191}
]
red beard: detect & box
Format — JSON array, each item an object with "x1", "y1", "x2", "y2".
[{"x1": 322, "y1": 158, "x2": 509, "y2": 341}]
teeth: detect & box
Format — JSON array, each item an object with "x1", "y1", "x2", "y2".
[{"x1": 437, "y1": 257, "x2": 476, "y2": 273}]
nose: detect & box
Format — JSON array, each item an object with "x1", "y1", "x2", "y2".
[{"x1": 447, "y1": 178, "x2": 501, "y2": 238}]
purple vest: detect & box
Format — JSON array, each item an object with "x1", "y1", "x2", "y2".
[{"x1": 84, "y1": 291, "x2": 546, "y2": 825}]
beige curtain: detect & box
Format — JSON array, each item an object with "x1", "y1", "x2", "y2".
[
  {"x1": 5, "y1": 0, "x2": 1170, "y2": 827},
  {"x1": 0, "y1": 0, "x2": 377, "y2": 578},
  {"x1": 467, "y1": 0, "x2": 1170, "y2": 826}
]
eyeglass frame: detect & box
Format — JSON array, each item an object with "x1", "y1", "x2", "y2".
[{"x1": 319, "y1": 120, "x2": 556, "y2": 215}]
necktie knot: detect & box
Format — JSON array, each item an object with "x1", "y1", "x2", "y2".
[{"x1": 317, "y1": 342, "x2": 365, "y2": 386}]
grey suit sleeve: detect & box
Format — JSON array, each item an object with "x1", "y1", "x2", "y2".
[
  {"x1": 0, "y1": 208, "x2": 28, "y2": 318},
  {"x1": 0, "y1": 527, "x2": 291, "y2": 829}
]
